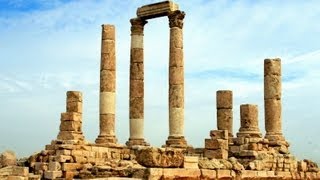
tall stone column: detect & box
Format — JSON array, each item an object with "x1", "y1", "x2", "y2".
[
  {"x1": 264, "y1": 58, "x2": 285, "y2": 142},
  {"x1": 95, "y1": 24, "x2": 117, "y2": 145},
  {"x1": 126, "y1": 18, "x2": 149, "y2": 146},
  {"x1": 216, "y1": 90, "x2": 233, "y2": 137},
  {"x1": 237, "y1": 104, "x2": 262, "y2": 138},
  {"x1": 165, "y1": 10, "x2": 188, "y2": 148}
]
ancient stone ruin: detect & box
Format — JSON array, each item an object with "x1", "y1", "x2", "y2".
[{"x1": 1, "y1": 1, "x2": 319, "y2": 179}]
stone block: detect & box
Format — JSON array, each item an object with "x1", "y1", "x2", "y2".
[
  {"x1": 184, "y1": 156, "x2": 199, "y2": 169},
  {"x1": 129, "y1": 97, "x2": 144, "y2": 119},
  {"x1": 298, "y1": 160, "x2": 307, "y2": 172},
  {"x1": 169, "y1": 85, "x2": 184, "y2": 108},
  {"x1": 265, "y1": 99, "x2": 282, "y2": 132},
  {"x1": 210, "y1": 130, "x2": 228, "y2": 140},
  {"x1": 264, "y1": 74, "x2": 281, "y2": 99},
  {"x1": 99, "y1": 114, "x2": 115, "y2": 136},
  {"x1": 101, "y1": 39, "x2": 115, "y2": 55},
  {"x1": 240, "y1": 104, "x2": 259, "y2": 130},
  {"x1": 66, "y1": 101, "x2": 82, "y2": 113},
  {"x1": 7, "y1": 176, "x2": 27, "y2": 180},
  {"x1": 169, "y1": 48, "x2": 183, "y2": 67},
  {"x1": 48, "y1": 162, "x2": 61, "y2": 171},
  {"x1": 216, "y1": 90, "x2": 233, "y2": 109},
  {"x1": 62, "y1": 163, "x2": 83, "y2": 171},
  {"x1": 59, "y1": 121, "x2": 82, "y2": 132},
  {"x1": 67, "y1": 91, "x2": 82, "y2": 102},
  {"x1": 101, "y1": 52, "x2": 116, "y2": 71},
  {"x1": 102, "y1": 24, "x2": 115, "y2": 40},
  {"x1": 205, "y1": 139, "x2": 228, "y2": 150},
  {"x1": 162, "y1": 168, "x2": 201, "y2": 179},
  {"x1": 44, "y1": 171, "x2": 62, "y2": 179},
  {"x1": 137, "y1": 1, "x2": 179, "y2": 19},
  {"x1": 12, "y1": 166, "x2": 28, "y2": 177},
  {"x1": 57, "y1": 131, "x2": 84, "y2": 141},
  {"x1": 240, "y1": 170, "x2": 258, "y2": 178},
  {"x1": 147, "y1": 168, "x2": 163, "y2": 179},
  {"x1": 264, "y1": 58, "x2": 281, "y2": 76},
  {"x1": 135, "y1": 147, "x2": 184, "y2": 168},
  {"x1": 239, "y1": 150, "x2": 258, "y2": 157},
  {"x1": 131, "y1": 48, "x2": 143, "y2": 63},
  {"x1": 63, "y1": 170, "x2": 79, "y2": 179},
  {"x1": 204, "y1": 149, "x2": 228, "y2": 159},
  {"x1": 276, "y1": 171, "x2": 292, "y2": 179},
  {"x1": 130, "y1": 62, "x2": 144, "y2": 80},
  {"x1": 60, "y1": 112, "x2": 82, "y2": 121},
  {"x1": 201, "y1": 169, "x2": 217, "y2": 179},
  {"x1": 55, "y1": 155, "x2": 73, "y2": 163},
  {"x1": 216, "y1": 170, "x2": 232, "y2": 179},
  {"x1": 130, "y1": 79, "x2": 144, "y2": 98},
  {"x1": 56, "y1": 149, "x2": 71, "y2": 156},
  {"x1": 169, "y1": 66, "x2": 184, "y2": 85},
  {"x1": 100, "y1": 70, "x2": 116, "y2": 92},
  {"x1": 34, "y1": 162, "x2": 48, "y2": 171}
]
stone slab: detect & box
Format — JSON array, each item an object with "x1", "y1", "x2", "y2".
[{"x1": 137, "y1": 1, "x2": 179, "y2": 19}]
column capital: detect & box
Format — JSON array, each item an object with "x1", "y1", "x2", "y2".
[
  {"x1": 130, "y1": 18, "x2": 148, "y2": 35},
  {"x1": 168, "y1": 10, "x2": 185, "y2": 29}
]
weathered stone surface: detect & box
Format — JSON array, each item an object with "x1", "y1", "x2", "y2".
[
  {"x1": 137, "y1": 0, "x2": 179, "y2": 19},
  {"x1": 100, "y1": 70, "x2": 116, "y2": 92},
  {"x1": 102, "y1": 24, "x2": 115, "y2": 40},
  {"x1": 66, "y1": 101, "x2": 82, "y2": 113},
  {"x1": 169, "y1": 85, "x2": 184, "y2": 108},
  {"x1": 205, "y1": 139, "x2": 228, "y2": 150},
  {"x1": 264, "y1": 58, "x2": 281, "y2": 76},
  {"x1": 210, "y1": 130, "x2": 228, "y2": 140},
  {"x1": 60, "y1": 112, "x2": 82, "y2": 122},
  {"x1": 204, "y1": 149, "x2": 228, "y2": 159},
  {"x1": 101, "y1": 53, "x2": 116, "y2": 71},
  {"x1": 162, "y1": 168, "x2": 201, "y2": 179},
  {"x1": 130, "y1": 79, "x2": 144, "y2": 98},
  {"x1": 217, "y1": 109, "x2": 233, "y2": 136},
  {"x1": 129, "y1": 97, "x2": 144, "y2": 119},
  {"x1": 184, "y1": 156, "x2": 199, "y2": 169},
  {"x1": 216, "y1": 90, "x2": 233, "y2": 109},
  {"x1": 12, "y1": 166, "x2": 28, "y2": 177},
  {"x1": 57, "y1": 131, "x2": 84, "y2": 141},
  {"x1": 130, "y1": 48, "x2": 143, "y2": 63},
  {"x1": 169, "y1": 48, "x2": 183, "y2": 67},
  {"x1": 168, "y1": 108, "x2": 184, "y2": 137},
  {"x1": 101, "y1": 39, "x2": 115, "y2": 55},
  {"x1": 135, "y1": 147, "x2": 184, "y2": 168},
  {"x1": 99, "y1": 114, "x2": 115, "y2": 136},
  {"x1": 170, "y1": 27, "x2": 183, "y2": 48},
  {"x1": 265, "y1": 99, "x2": 282, "y2": 133},
  {"x1": 60, "y1": 121, "x2": 82, "y2": 132},
  {"x1": 67, "y1": 91, "x2": 82, "y2": 102},
  {"x1": 130, "y1": 62, "x2": 144, "y2": 80},
  {"x1": 169, "y1": 66, "x2": 184, "y2": 85},
  {"x1": 44, "y1": 170, "x2": 62, "y2": 179},
  {"x1": 100, "y1": 92, "x2": 116, "y2": 114},
  {"x1": 240, "y1": 104, "x2": 259, "y2": 130},
  {"x1": 0, "y1": 151, "x2": 16, "y2": 168},
  {"x1": 264, "y1": 74, "x2": 281, "y2": 99}
]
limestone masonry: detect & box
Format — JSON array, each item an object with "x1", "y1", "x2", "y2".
[{"x1": 1, "y1": 1, "x2": 319, "y2": 179}]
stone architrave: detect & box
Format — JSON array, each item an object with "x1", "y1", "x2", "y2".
[
  {"x1": 264, "y1": 58, "x2": 285, "y2": 142},
  {"x1": 126, "y1": 18, "x2": 149, "y2": 147},
  {"x1": 216, "y1": 90, "x2": 233, "y2": 137},
  {"x1": 237, "y1": 104, "x2": 262, "y2": 138},
  {"x1": 165, "y1": 10, "x2": 188, "y2": 148},
  {"x1": 95, "y1": 24, "x2": 118, "y2": 145}
]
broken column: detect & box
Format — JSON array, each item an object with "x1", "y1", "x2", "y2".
[
  {"x1": 216, "y1": 90, "x2": 233, "y2": 137},
  {"x1": 264, "y1": 58, "x2": 286, "y2": 142},
  {"x1": 237, "y1": 104, "x2": 262, "y2": 138},
  {"x1": 57, "y1": 91, "x2": 84, "y2": 143},
  {"x1": 126, "y1": 18, "x2": 149, "y2": 146},
  {"x1": 165, "y1": 10, "x2": 188, "y2": 148},
  {"x1": 95, "y1": 24, "x2": 117, "y2": 145}
]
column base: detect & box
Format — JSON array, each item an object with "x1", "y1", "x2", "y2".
[
  {"x1": 237, "y1": 131, "x2": 262, "y2": 138},
  {"x1": 126, "y1": 138, "x2": 150, "y2": 147},
  {"x1": 265, "y1": 133, "x2": 288, "y2": 146},
  {"x1": 164, "y1": 136, "x2": 188, "y2": 148},
  {"x1": 95, "y1": 135, "x2": 118, "y2": 146}
]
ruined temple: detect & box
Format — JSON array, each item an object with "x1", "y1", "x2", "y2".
[{"x1": 2, "y1": 1, "x2": 319, "y2": 179}]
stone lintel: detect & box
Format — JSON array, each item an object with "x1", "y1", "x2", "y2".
[{"x1": 137, "y1": 1, "x2": 179, "y2": 19}]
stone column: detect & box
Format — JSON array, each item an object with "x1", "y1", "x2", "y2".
[
  {"x1": 237, "y1": 104, "x2": 262, "y2": 138},
  {"x1": 57, "y1": 91, "x2": 84, "y2": 143},
  {"x1": 165, "y1": 10, "x2": 188, "y2": 148},
  {"x1": 126, "y1": 18, "x2": 149, "y2": 146},
  {"x1": 95, "y1": 24, "x2": 117, "y2": 145},
  {"x1": 264, "y1": 58, "x2": 285, "y2": 142},
  {"x1": 216, "y1": 90, "x2": 233, "y2": 137}
]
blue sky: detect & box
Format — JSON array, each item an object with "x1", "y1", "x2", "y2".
[{"x1": 0, "y1": 0, "x2": 319, "y2": 164}]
